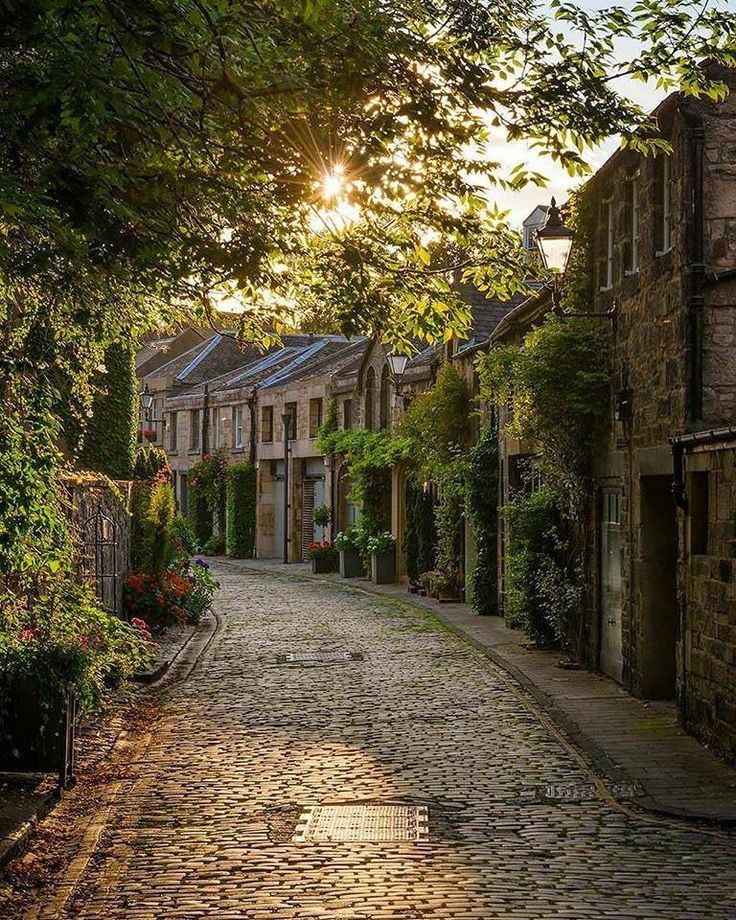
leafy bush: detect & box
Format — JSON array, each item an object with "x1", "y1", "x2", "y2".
[
  {"x1": 130, "y1": 475, "x2": 176, "y2": 575},
  {"x1": 172, "y1": 515, "x2": 199, "y2": 555},
  {"x1": 504, "y1": 488, "x2": 584, "y2": 648},
  {"x1": 203, "y1": 534, "x2": 226, "y2": 556},
  {"x1": 188, "y1": 451, "x2": 227, "y2": 546},
  {"x1": 466, "y1": 426, "x2": 498, "y2": 615},
  {"x1": 225, "y1": 461, "x2": 256, "y2": 558},
  {"x1": 177, "y1": 558, "x2": 219, "y2": 624},
  {"x1": 433, "y1": 461, "x2": 466, "y2": 597},
  {"x1": 0, "y1": 583, "x2": 154, "y2": 715},
  {"x1": 133, "y1": 443, "x2": 169, "y2": 480},
  {"x1": 124, "y1": 569, "x2": 192, "y2": 631}
]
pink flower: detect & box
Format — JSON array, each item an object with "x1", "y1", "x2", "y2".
[{"x1": 20, "y1": 627, "x2": 40, "y2": 641}]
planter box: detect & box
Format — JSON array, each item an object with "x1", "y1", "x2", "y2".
[
  {"x1": 311, "y1": 555, "x2": 338, "y2": 574},
  {"x1": 0, "y1": 678, "x2": 76, "y2": 787},
  {"x1": 371, "y1": 549, "x2": 395, "y2": 584},
  {"x1": 339, "y1": 548, "x2": 363, "y2": 579}
]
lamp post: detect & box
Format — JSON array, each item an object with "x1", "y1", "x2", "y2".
[
  {"x1": 535, "y1": 196, "x2": 616, "y2": 321},
  {"x1": 387, "y1": 353, "x2": 409, "y2": 410},
  {"x1": 534, "y1": 197, "x2": 574, "y2": 312}
]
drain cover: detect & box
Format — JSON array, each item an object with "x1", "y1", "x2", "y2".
[
  {"x1": 293, "y1": 804, "x2": 429, "y2": 843},
  {"x1": 279, "y1": 651, "x2": 362, "y2": 663},
  {"x1": 542, "y1": 781, "x2": 645, "y2": 803}
]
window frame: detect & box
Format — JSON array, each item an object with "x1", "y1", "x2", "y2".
[
  {"x1": 189, "y1": 408, "x2": 201, "y2": 452},
  {"x1": 233, "y1": 405, "x2": 244, "y2": 449},
  {"x1": 260, "y1": 404, "x2": 273, "y2": 443}
]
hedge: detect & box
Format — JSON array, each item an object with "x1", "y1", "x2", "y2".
[
  {"x1": 79, "y1": 342, "x2": 137, "y2": 479},
  {"x1": 466, "y1": 426, "x2": 498, "y2": 616},
  {"x1": 226, "y1": 461, "x2": 256, "y2": 558},
  {"x1": 188, "y1": 470, "x2": 214, "y2": 548}
]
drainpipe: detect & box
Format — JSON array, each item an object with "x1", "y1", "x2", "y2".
[
  {"x1": 679, "y1": 101, "x2": 705, "y2": 426},
  {"x1": 282, "y1": 411, "x2": 290, "y2": 563},
  {"x1": 247, "y1": 388, "x2": 258, "y2": 466},
  {"x1": 202, "y1": 383, "x2": 210, "y2": 454}
]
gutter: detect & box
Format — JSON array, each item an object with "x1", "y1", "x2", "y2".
[{"x1": 670, "y1": 426, "x2": 736, "y2": 510}]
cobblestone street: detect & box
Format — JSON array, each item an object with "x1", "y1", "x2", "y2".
[{"x1": 19, "y1": 564, "x2": 736, "y2": 918}]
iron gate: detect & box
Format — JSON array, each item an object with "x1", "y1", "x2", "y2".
[{"x1": 79, "y1": 510, "x2": 120, "y2": 615}]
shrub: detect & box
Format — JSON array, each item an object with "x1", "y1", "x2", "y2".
[
  {"x1": 177, "y1": 558, "x2": 219, "y2": 624},
  {"x1": 188, "y1": 470, "x2": 213, "y2": 547},
  {"x1": 123, "y1": 569, "x2": 192, "y2": 631},
  {"x1": 188, "y1": 451, "x2": 227, "y2": 546},
  {"x1": 466, "y1": 426, "x2": 498, "y2": 615},
  {"x1": 130, "y1": 476, "x2": 176, "y2": 575},
  {"x1": 0, "y1": 583, "x2": 154, "y2": 715},
  {"x1": 172, "y1": 515, "x2": 199, "y2": 556},
  {"x1": 133, "y1": 443, "x2": 169, "y2": 480},
  {"x1": 434, "y1": 462, "x2": 466, "y2": 597},
  {"x1": 225, "y1": 461, "x2": 256, "y2": 558},
  {"x1": 203, "y1": 534, "x2": 226, "y2": 556},
  {"x1": 504, "y1": 488, "x2": 584, "y2": 648}
]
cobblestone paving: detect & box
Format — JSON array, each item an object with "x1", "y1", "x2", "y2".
[{"x1": 42, "y1": 566, "x2": 736, "y2": 918}]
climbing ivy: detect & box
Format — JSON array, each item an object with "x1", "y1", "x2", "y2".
[
  {"x1": 479, "y1": 315, "x2": 611, "y2": 512},
  {"x1": 78, "y1": 343, "x2": 137, "y2": 480},
  {"x1": 226, "y1": 461, "x2": 256, "y2": 559},
  {"x1": 466, "y1": 426, "x2": 498, "y2": 616}
]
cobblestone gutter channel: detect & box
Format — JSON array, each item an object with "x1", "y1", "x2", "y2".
[{"x1": 3, "y1": 563, "x2": 736, "y2": 919}]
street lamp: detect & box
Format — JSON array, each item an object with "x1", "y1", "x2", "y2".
[
  {"x1": 535, "y1": 196, "x2": 574, "y2": 276},
  {"x1": 387, "y1": 353, "x2": 409, "y2": 396},
  {"x1": 140, "y1": 384, "x2": 154, "y2": 417}
]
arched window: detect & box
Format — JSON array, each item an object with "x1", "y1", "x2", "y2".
[
  {"x1": 379, "y1": 364, "x2": 390, "y2": 430},
  {"x1": 365, "y1": 366, "x2": 375, "y2": 430}
]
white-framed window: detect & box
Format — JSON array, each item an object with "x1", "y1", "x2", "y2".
[
  {"x1": 629, "y1": 175, "x2": 640, "y2": 274},
  {"x1": 189, "y1": 408, "x2": 201, "y2": 452},
  {"x1": 599, "y1": 197, "x2": 614, "y2": 291},
  {"x1": 211, "y1": 406, "x2": 221, "y2": 448},
  {"x1": 233, "y1": 405, "x2": 244, "y2": 449},
  {"x1": 169, "y1": 411, "x2": 178, "y2": 451}
]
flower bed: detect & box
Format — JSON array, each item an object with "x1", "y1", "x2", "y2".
[{"x1": 124, "y1": 557, "x2": 218, "y2": 631}]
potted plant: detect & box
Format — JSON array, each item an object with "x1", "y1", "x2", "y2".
[
  {"x1": 313, "y1": 503, "x2": 331, "y2": 530},
  {"x1": 335, "y1": 528, "x2": 363, "y2": 578},
  {"x1": 367, "y1": 531, "x2": 396, "y2": 584},
  {"x1": 307, "y1": 540, "x2": 339, "y2": 574}
]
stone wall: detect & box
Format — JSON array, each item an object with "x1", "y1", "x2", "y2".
[{"x1": 680, "y1": 443, "x2": 736, "y2": 760}]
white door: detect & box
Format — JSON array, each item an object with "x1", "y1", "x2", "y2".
[{"x1": 600, "y1": 491, "x2": 623, "y2": 683}]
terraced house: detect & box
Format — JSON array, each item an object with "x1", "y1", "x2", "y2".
[{"x1": 495, "y1": 70, "x2": 736, "y2": 757}]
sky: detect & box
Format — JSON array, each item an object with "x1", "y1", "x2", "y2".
[{"x1": 495, "y1": 0, "x2": 665, "y2": 227}]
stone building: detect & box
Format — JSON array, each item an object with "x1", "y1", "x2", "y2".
[{"x1": 494, "y1": 72, "x2": 736, "y2": 757}]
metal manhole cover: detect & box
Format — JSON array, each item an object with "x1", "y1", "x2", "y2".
[
  {"x1": 542, "y1": 781, "x2": 645, "y2": 803},
  {"x1": 293, "y1": 804, "x2": 429, "y2": 842},
  {"x1": 279, "y1": 651, "x2": 362, "y2": 663}
]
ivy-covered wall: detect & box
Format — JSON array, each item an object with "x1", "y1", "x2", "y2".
[
  {"x1": 79, "y1": 342, "x2": 137, "y2": 479},
  {"x1": 226, "y1": 461, "x2": 256, "y2": 558}
]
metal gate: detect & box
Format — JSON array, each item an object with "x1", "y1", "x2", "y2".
[
  {"x1": 301, "y1": 478, "x2": 316, "y2": 561},
  {"x1": 80, "y1": 511, "x2": 120, "y2": 615}
]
